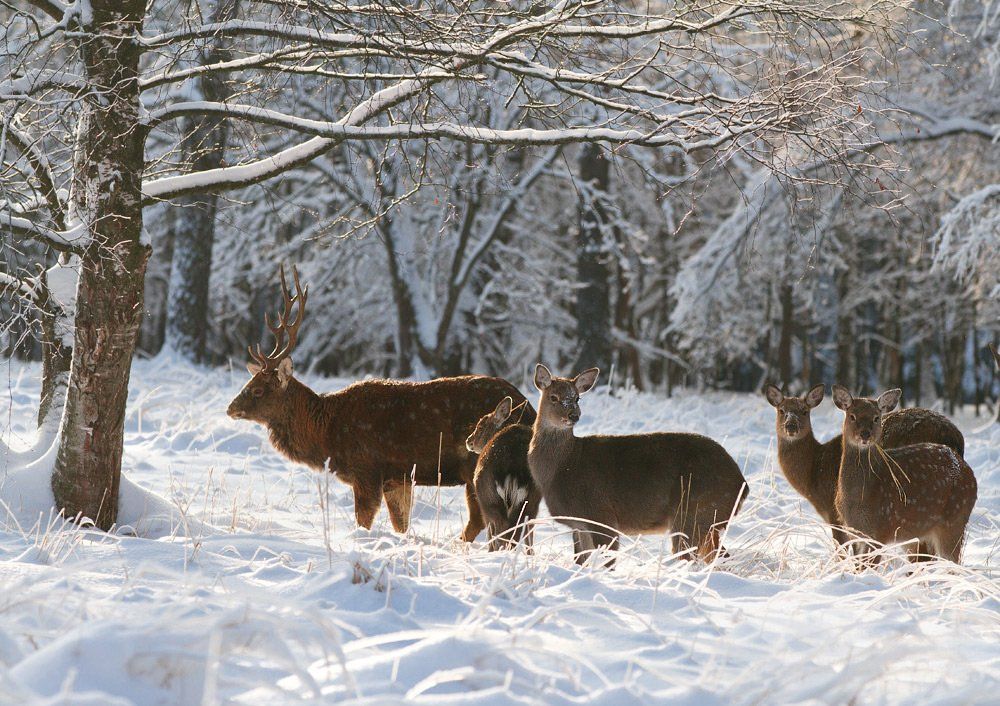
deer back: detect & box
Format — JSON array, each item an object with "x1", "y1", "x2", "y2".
[
  {"x1": 317, "y1": 375, "x2": 535, "y2": 487},
  {"x1": 535, "y1": 431, "x2": 747, "y2": 535},
  {"x1": 881, "y1": 407, "x2": 965, "y2": 458}
]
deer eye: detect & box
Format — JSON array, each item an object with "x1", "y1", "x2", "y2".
[
  {"x1": 849, "y1": 413, "x2": 856, "y2": 422},
  {"x1": 549, "y1": 394, "x2": 558, "y2": 402},
  {"x1": 252, "y1": 387, "x2": 264, "y2": 398}
]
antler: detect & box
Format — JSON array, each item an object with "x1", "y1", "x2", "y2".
[{"x1": 248, "y1": 264, "x2": 309, "y2": 371}]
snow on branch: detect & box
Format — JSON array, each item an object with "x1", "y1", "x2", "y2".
[
  {"x1": 0, "y1": 270, "x2": 40, "y2": 305},
  {"x1": 932, "y1": 183, "x2": 1000, "y2": 291},
  {"x1": 149, "y1": 101, "x2": 778, "y2": 149},
  {"x1": 0, "y1": 214, "x2": 84, "y2": 254},
  {"x1": 1, "y1": 115, "x2": 66, "y2": 230}
]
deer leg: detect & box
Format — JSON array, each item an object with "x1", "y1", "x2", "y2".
[
  {"x1": 461, "y1": 483, "x2": 486, "y2": 542},
  {"x1": 931, "y1": 525, "x2": 966, "y2": 564},
  {"x1": 592, "y1": 530, "x2": 620, "y2": 569},
  {"x1": 831, "y1": 525, "x2": 853, "y2": 555},
  {"x1": 383, "y1": 481, "x2": 413, "y2": 533},
  {"x1": 697, "y1": 524, "x2": 728, "y2": 563},
  {"x1": 852, "y1": 539, "x2": 883, "y2": 570},
  {"x1": 353, "y1": 477, "x2": 384, "y2": 530},
  {"x1": 906, "y1": 539, "x2": 934, "y2": 563},
  {"x1": 572, "y1": 529, "x2": 594, "y2": 565}
]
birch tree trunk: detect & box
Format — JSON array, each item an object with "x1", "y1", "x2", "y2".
[{"x1": 50, "y1": 1, "x2": 150, "y2": 530}]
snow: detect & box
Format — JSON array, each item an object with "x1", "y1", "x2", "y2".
[{"x1": 1, "y1": 355, "x2": 998, "y2": 705}]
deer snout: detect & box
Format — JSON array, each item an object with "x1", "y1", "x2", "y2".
[
  {"x1": 226, "y1": 400, "x2": 247, "y2": 419},
  {"x1": 567, "y1": 410, "x2": 580, "y2": 424}
]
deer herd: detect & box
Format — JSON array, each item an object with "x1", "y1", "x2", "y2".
[{"x1": 228, "y1": 266, "x2": 986, "y2": 569}]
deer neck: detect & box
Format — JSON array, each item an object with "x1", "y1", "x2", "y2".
[
  {"x1": 267, "y1": 378, "x2": 332, "y2": 470},
  {"x1": 527, "y1": 419, "x2": 576, "y2": 492},
  {"x1": 776, "y1": 428, "x2": 822, "y2": 493},
  {"x1": 837, "y1": 440, "x2": 889, "y2": 517}
]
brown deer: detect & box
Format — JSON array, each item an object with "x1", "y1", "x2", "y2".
[
  {"x1": 527, "y1": 365, "x2": 748, "y2": 566},
  {"x1": 764, "y1": 383, "x2": 965, "y2": 550},
  {"x1": 226, "y1": 265, "x2": 536, "y2": 540},
  {"x1": 465, "y1": 397, "x2": 540, "y2": 551},
  {"x1": 831, "y1": 386, "x2": 977, "y2": 564}
]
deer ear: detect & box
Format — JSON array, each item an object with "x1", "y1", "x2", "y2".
[
  {"x1": 831, "y1": 385, "x2": 853, "y2": 411},
  {"x1": 534, "y1": 363, "x2": 553, "y2": 391},
  {"x1": 763, "y1": 384, "x2": 784, "y2": 408},
  {"x1": 804, "y1": 383, "x2": 825, "y2": 409},
  {"x1": 277, "y1": 357, "x2": 294, "y2": 388},
  {"x1": 247, "y1": 360, "x2": 264, "y2": 376},
  {"x1": 574, "y1": 368, "x2": 600, "y2": 394},
  {"x1": 494, "y1": 396, "x2": 513, "y2": 422},
  {"x1": 877, "y1": 388, "x2": 901, "y2": 413}
]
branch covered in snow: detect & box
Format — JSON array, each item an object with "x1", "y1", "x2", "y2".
[{"x1": 0, "y1": 214, "x2": 83, "y2": 254}]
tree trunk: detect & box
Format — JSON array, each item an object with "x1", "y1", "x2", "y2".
[
  {"x1": 164, "y1": 0, "x2": 235, "y2": 362},
  {"x1": 50, "y1": 1, "x2": 150, "y2": 531},
  {"x1": 574, "y1": 143, "x2": 612, "y2": 372},
  {"x1": 381, "y1": 224, "x2": 417, "y2": 377},
  {"x1": 777, "y1": 283, "x2": 794, "y2": 385},
  {"x1": 836, "y1": 269, "x2": 853, "y2": 389},
  {"x1": 37, "y1": 275, "x2": 73, "y2": 428}
]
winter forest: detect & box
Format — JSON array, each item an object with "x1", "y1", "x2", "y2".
[{"x1": 1, "y1": 1, "x2": 999, "y2": 704}]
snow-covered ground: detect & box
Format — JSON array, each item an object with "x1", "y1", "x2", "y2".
[{"x1": 1, "y1": 356, "x2": 998, "y2": 705}]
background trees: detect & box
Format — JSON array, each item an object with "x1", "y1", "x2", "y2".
[{"x1": 1, "y1": 1, "x2": 997, "y2": 530}]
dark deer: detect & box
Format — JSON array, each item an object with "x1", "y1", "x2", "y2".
[
  {"x1": 527, "y1": 365, "x2": 748, "y2": 566},
  {"x1": 465, "y1": 397, "x2": 539, "y2": 551},
  {"x1": 226, "y1": 265, "x2": 536, "y2": 540},
  {"x1": 831, "y1": 386, "x2": 977, "y2": 564},
  {"x1": 764, "y1": 383, "x2": 965, "y2": 550}
]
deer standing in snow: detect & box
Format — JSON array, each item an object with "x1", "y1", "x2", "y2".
[
  {"x1": 764, "y1": 383, "x2": 964, "y2": 550},
  {"x1": 226, "y1": 265, "x2": 535, "y2": 539},
  {"x1": 465, "y1": 397, "x2": 539, "y2": 551},
  {"x1": 527, "y1": 365, "x2": 748, "y2": 565},
  {"x1": 831, "y1": 386, "x2": 977, "y2": 564}
]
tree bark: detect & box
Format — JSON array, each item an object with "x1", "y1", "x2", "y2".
[
  {"x1": 574, "y1": 143, "x2": 612, "y2": 372},
  {"x1": 165, "y1": 0, "x2": 235, "y2": 362},
  {"x1": 777, "y1": 283, "x2": 794, "y2": 385},
  {"x1": 37, "y1": 276, "x2": 73, "y2": 428},
  {"x1": 50, "y1": 1, "x2": 150, "y2": 530}
]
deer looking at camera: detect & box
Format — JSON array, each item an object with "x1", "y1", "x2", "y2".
[
  {"x1": 226, "y1": 265, "x2": 535, "y2": 540},
  {"x1": 465, "y1": 397, "x2": 539, "y2": 551},
  {"x1": 527, "y1": 365, "x2": 748, "y2": 566},
  {"x1": 764, "y1": 383, "x2": 964, "y2": 550},
  {"x1": 831, "y1": 386, "x2": 977, "y2": 564}
]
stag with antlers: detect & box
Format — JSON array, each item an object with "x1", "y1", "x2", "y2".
[{"x1": 227, "y1": 265, "x2": 535, "y2": 539}]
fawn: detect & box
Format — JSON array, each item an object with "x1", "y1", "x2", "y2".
[
  {"x1": 831, "y1": 386, "x2": 977, "y2": 563},
  {"x1": 465, "y1": 397, "x2": 540, "y2": 551},
  {"x1": 764, "y1": 383, "x2": 964, "y2": 549},
  {"x1": 227, "y1": 265, "x2": 535, "y2": 540},
  {"x1": 527, "y1": 364, "x2": 748, "y2": 565}
]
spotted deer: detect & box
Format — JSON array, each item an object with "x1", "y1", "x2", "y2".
[
  {"x1": 465, "y1": 397, "x2": 540, "y2": 551},
  {"x1": 527, "y1": 365, "x2": 748, "y2": 566},
  {"x1": 226, "y1": 265, "x2": 536, "y2": 540},
  {"x1": 831, "y1": 386, "x2": 977, "y2": 564},
  {"x1": 764, "y1": 383, "x2": 964, "y2": 550}
]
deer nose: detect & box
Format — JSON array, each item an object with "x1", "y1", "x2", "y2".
[
  {"x1": 227, "y1": 403, "x2": 245, "y2": 419},
  {"x1": 568, "y1": 411, "x2": 580, "y2": 423},
  {"x1": 859, "y1": 430, "x2": 871, "y2": 441}
]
